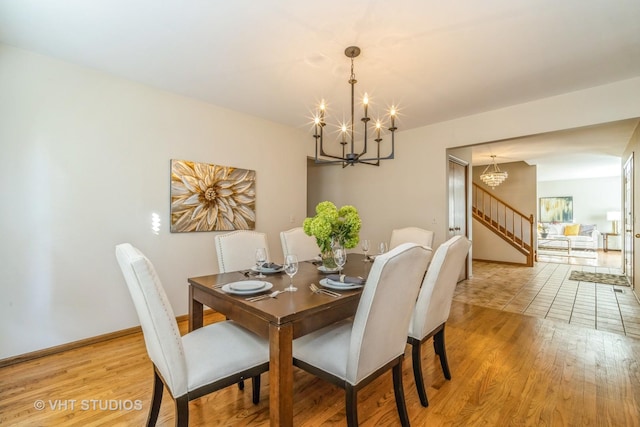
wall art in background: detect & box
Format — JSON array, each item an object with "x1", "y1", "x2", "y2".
[
  {"x1": 539, "y1": 196, "x2": 573, "y2": 222},
  {"x1": 170, "y1": 159, "x2": 256, "y2": 232}
]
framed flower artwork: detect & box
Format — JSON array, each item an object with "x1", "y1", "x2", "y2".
[{"x1": 170, "y1": 159, "x2": 256, "y2": 232}]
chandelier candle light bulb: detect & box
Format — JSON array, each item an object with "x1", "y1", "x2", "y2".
[{"x1": 363, "y1": 93, "x2": 368, "y2": 118}]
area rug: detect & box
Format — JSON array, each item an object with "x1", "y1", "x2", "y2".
[{"x1": 568, "y1": 271, "x2": 630, "y2": 286}]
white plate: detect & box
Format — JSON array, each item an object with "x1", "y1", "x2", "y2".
[
  {"x1": 251, "y1": 265, "x2": 283, "y2": 274},
  {"x1": 317, "y1": 265, "x2": 339, "y2": 273},
  {"x1": 319, "y1": 278, "x2": 364, "y2": 290},
  {"x1": 222, "y1": 282, "x2": 273, "y2": 295},
  {"x1": 229, "y1": 280, "x2": 267, "y2": 291}
]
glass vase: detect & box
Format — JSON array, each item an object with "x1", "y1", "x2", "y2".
[{"x1": 321, "y1": 250, "x2": 337, "y2": 269}]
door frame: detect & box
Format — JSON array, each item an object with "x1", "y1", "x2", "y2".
[
  {"x1": 448, "y1": 155, "x2": 470, "y2": 280},
  {"x1": 624, "y1": 153, "x2": 634, "y2": 291}
]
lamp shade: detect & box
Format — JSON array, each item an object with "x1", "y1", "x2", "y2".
[{"x1": 606, "y1": 211, "x2": 621, "y2": 221}]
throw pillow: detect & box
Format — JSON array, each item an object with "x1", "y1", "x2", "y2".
[
  {"x1": 564, "y1": 224, "x2": 580, "y2": 236},
  {"x1": 579, "y1": 224, "x2": 596, "y2": 236}
]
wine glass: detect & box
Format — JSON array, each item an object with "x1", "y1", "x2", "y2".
[
  {"x1": 334, "y1": 247, "x2": 347, "y2": 276},
  {"x1": 255, "y1": 247, "x2": 267, "y2": 279},
  {"x1": 361, "y1": 239, "x2": 370, "y2": 262},
  {"x1": 378, "y1": 242, "x2": 388, "y2": 255},
  {"x1": 284, "y1": 254, "x2": 299, "y2": 292}
]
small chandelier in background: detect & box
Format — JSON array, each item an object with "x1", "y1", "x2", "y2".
[
  {"x1": 312, "y1": 46, "x2": 397, "y2": 167},
  {"x1": 480, "y1": 155, "x2": 508, "y2": 189}
]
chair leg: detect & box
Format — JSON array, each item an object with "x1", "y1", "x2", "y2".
[
  {"x1": 434, "y1": 328, "x2": 451, "y2": 380},
  {"x1": 147, "y1": 369, "x2": 164, "y2": 427},
  {"x1": 238, "y1": 380, "x2": 245, "y2": 390},
  {"x1": 174, "y1": 395, "x2": 189, "y2": 427},
  {"x1": 345, "y1": 384, "x2": 358, "y2": 427},
  {"x1": 411, "y1": 340, "x2": 429, "y2": 407},
  {"x1": 251, "y1": 375, "x2": 261, "y2": 404},
  {"x1": 392, "y1": 360, "x2": 411, "y2": 427}
]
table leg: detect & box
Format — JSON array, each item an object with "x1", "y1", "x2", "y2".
[
  {"x1": 189, "y1": 285, "x2": 204, "y2": 332},
  {"x1": 604, "y1": 234, "x2": 609, "y2": 252},
  {"x1": 269, "y1": 322, "x2": 293, "y2": 427}
]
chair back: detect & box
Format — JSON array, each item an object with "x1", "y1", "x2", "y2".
[
  {"x1": 115, "y1": 243, "x2": 188, "y2": 397},
  {"x1": 346, "y1": 243, "x2": 432, "y2": 385},
  {"x1": 409, "y1": 236, "x2": 471, "y2": 340},
  {"x1": 389, "y1": 227, "x2": 435, "y2": 249},
  {"x1": 280, "y1": 227, "x2": 319, "y2": 261},
  {"x1": 214, "y1": 230, "x2": 270, "y2": 273}
]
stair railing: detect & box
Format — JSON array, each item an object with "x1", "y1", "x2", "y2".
[{"x1": 472, "y1": 183, "x2": 534, "y2": 266}]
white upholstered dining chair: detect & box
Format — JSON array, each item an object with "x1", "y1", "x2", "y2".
[
  {"x1": 214, "y1": 230, "x2": 270, "y2": 273},
  {"x1": 280, "y1": 227, "x2": 319, "y2": 261},
  {"x1": 389, "y1": 226, "x2": 435, "y2": 250},
  {"x1": 115, "y1": 243, "x2": 269, "y2": 427},
  {"x1": 407, "y1": 235, "x2": 471, "y2": 407},
  {"x1": 293, "y1": 243, "x2": 432, "y2": 426}
]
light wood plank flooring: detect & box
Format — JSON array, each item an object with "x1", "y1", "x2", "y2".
[
  {"x1": 2, "y1": 302, "x2": 639, "y2": 426},
  {"x1": 455, "y1": 251, "x2": 640, "y2": 339}
]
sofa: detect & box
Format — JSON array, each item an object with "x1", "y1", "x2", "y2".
[{"x1": 538, "y1": 222, "x2": 600, "y2": 252}]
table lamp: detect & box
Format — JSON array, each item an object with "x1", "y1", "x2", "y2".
[{"x1": 607, "y1": 211, "x2": 621, "y2": 234}]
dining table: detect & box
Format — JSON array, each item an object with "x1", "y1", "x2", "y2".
[{"x1": 188, "y1": 253, "x2": 371, "y2": 427}]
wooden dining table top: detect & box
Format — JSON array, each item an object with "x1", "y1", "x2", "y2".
[{"x1": 188, "y1": 253, "x2": 371, "y2": 338}]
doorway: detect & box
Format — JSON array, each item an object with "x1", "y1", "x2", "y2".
[
  {"x1": 624, "y1": 153, "x2": 634, "y2": 290},
  {"x1": 448, "y1": 155, "x2": 469, "y2": 280}
]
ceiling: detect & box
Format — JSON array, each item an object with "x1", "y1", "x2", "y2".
[
  {"x1": 1, "y1": 0, "x2": 639, "y2": 179},
  {"x1": 471, "y1": 118, "x2": 640, "y2": 181}
]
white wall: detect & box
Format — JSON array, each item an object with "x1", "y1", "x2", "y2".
[
  {"x1": 0, "y1": 45, "x2": 307, "y2": 359},
  {"x1": 538, "y1": 176, "x2": 622, "y2": 248},
  {"x1": 3, "y1": 41, "x2": 640, "y2": 360},
  {"x1": 308, "y1": 77, "x2": 640, "y2": 265}
]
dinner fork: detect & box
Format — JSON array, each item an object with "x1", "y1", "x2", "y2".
[
  {"x1": 309, "y1": 283, "x2": 341, "y2": 298},
  {"x1": 245, "y1": 289, "x2": 286, "y2": 302}
]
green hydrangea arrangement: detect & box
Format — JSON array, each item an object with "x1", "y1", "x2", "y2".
[{"x1": 303, "y1": 201, "x2": 361, "y2": 253}]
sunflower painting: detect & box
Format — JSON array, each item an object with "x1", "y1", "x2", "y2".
[{"x1": 170, "y1": 159, "x2": 256, "y2": 232}]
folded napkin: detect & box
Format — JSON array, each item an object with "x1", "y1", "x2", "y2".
[
  {"x1": 261, "y1": 262, "x2": 282, "y2": 269},
  {"x1": 326, "y1": 274, "x2": 365, "y2": 285}
]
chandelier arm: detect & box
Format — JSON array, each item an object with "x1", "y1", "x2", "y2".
[
  {"x1": 318, "y1": 152, "x2": 355, "y2": 161},
  {"x1": 313, "y1": 157, "x2": 358, "y2": 165},
  {"x1": 356, "y1": 129, "x2": 395, "y2": 163},
  {"x1": 317, "y1": 123, "x2": 330, "y2": 157},
  {"x1": 358, "y1": 117, "x2": 371, "y2": 158}
]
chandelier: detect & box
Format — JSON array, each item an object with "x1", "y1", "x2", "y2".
[
  {"x1": 312, "y1": 46, "x2": 397, "y2": 167},
  {"x1": 480, "y1": 155, "x2": 508, "y2": 188}
]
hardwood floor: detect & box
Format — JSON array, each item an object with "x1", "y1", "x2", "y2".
[{"x1": 2, "y1": 302, "x2": 639, "y2": 426}]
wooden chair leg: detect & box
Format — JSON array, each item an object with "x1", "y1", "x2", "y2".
[
  {"x1": 147, "y1": 369, "x2": 164, "y2": 427},
  {"x1": 174, "y1": 395, "x2": 189, "y2": 427},
  {"x1": 434, "y1": 328, "x2": 451, "y2": 380},
  {"x1": 392, "y1": 360, "x2": 411, "y2": 427},
  {"x1": 251, "y1": 375, "x2": 261, "y2": 404},
  {"x1": 411, "y1": 340, "x2": 429, "y2": 407},
  {"x1": 345, "y1": 384, "x2": 358, "y2": 427},
  {"x1": 226, "y1": 315, "x2": 245, "y2": 392}
]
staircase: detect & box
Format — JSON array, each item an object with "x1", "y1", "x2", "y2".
[{"x1": 472, "y1": 183, "x2": 534, "y2": 266}]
